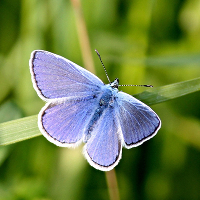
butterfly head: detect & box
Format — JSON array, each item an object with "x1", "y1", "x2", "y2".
[{"x1": 110, "y1": 78, "x2": 119, "y2": 89}]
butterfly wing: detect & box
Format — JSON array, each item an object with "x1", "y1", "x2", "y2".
[
  {"x1": 39, "y1": 97, "x2": 99, "y2": 147},
  {"x1": 116, "y1": 91, "x2": 161, "y2": 148},
  {"x1": 29, "y1": 50, "x2": 104, "y2": 101},
  {"x1": 29, "y1": 50, "x2": 104, "y2": 147},
  {"x1": 83, "y1": 106, "x2": 122, "y2": 171}
]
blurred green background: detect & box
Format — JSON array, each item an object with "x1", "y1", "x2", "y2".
[{"x1": 1, "y1": 0, "x2": 200, "y2": 199}]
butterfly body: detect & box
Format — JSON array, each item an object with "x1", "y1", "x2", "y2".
[
  {"x1": 30, "y1": 50, "x2": 161, "y2": 171},
  {"x1": 85, "y1": 82, "x2": 118, "y2": 142}
]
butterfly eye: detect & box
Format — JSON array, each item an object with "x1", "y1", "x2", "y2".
[{"x1": 110, "y1": 78, "x2": 119, "y2": 89}]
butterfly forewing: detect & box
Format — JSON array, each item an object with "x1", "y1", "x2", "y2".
[
  {"x1": 39, "y1": 96, "x2": 100, "y2": 147},
  {"x1": 30, "y1": 50, "x2": 104, "y2": 100}
]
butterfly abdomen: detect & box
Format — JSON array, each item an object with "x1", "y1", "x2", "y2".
[{"x1": 84, "y1": 87, "x2": 116, "y2": 142}]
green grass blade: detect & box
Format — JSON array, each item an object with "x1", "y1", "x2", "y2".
[
  {"x1": 0, "y1": 77, "x2": 200, "y2": 146},
  {"x1": 0, "y1": 115, "x2": 40, "y2": 146},
  {"x1": 134, "y1": 77, "x2": 200, "y2": 105}
]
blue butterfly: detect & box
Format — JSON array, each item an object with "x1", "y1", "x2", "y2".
[{"x1": 29, "y1": 50, "x2": 161, "y2": 171}]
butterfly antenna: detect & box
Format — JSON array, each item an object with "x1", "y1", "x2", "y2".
[
  {"x1": 95, "y1": 49, "x2": 111, "y2": 83},
  {"x1": 119, "y1": 84, "x2": 153, "y2": 87}
]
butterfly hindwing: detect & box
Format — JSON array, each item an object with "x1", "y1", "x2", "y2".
[
  {"x1": 84, "y1": 106, "x2": 122, "y2": 171},
  {"x1": 116, "y1": 91, "x2": 161, "y2": 148}
]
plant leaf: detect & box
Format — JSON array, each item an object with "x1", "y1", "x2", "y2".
[
  {"x1": 134, "y1": 77, "x2": 200, "y2": 105},
  {"x1": 0, "y1": 115, "x2": 40, "y2": 146}
]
